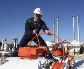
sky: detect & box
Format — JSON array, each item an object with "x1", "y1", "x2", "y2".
[{"x1": 0, "y1": 0, "x2": 84, "y2": 43}]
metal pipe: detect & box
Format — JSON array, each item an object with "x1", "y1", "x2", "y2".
[
  {"x1": 56, "y1": 17, "x2": 59, "y2": 43},
  {"x1": 77, "y1": 16, "x2": 80, "y2": 42},
  {"x1": 13, "y1": 37, "x2": 18, "y2": 49},
  {"x1": 72, "y1": 16, "x2": 75, "y2": 40},
  {"x1": 53, "y1": 19, "x2": 55, "y2": 42},
  {"x1": 1, "y1": 39, "x2": 4, "y2": 50}
]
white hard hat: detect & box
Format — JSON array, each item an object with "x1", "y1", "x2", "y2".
[{"x1": 33, "y1": 8, "x2": 42, "y2": 15}]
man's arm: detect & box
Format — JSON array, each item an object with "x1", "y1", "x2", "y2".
[
  {"x1": 41, "y1": 21, "x2": 52, "y2": 35},
  {"x1": 45, "y1": 30, "x2": 52, "y2": 35}
]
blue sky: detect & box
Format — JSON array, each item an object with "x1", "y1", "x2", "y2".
[{"x1": 0, "y1": 0, "x2": 84, "y2": 43}]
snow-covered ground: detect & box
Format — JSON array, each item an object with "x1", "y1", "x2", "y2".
[
  {"x1": 72, "y1": 54, "x2": 84, "y2": 69},
  {"x1": 0, "y1": 57, "x2": 49, "y2": 69},
  {"x1": 0, "y1": 57, "x2": 84, "y2": 69},
  {"x1": 73, "y1": 60, "x2": 84, "y2": 69}
]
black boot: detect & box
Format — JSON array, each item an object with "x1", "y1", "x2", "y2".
[{"x1": 45, "y1": 53, "x2": 54, "y2": 59}]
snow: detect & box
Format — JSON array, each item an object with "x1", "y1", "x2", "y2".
[
  {"x1": 0, "y1": 57, "x2": 48, "y2": 69},
  {"x1": 0, "y1": 57, "x2": 84, "y2": 69},
  {"x1": 72, "y1": 54, "x2": 84, "y2": 69},
  {"x1": 73, "y1": 60, "x2": 84, "y2": 69}
]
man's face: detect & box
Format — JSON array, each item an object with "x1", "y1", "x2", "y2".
[{"x1": 34, "y1": 14, "x2": 42, "y2": 21}]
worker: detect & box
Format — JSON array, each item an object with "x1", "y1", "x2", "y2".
[
  {"x1": 11, "y1": 8, "x2": 54, "y2": 59},
  {"x1": 19, "y1": 8, "x2": 51, "y2": 48}
]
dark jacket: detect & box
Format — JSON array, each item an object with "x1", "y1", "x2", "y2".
[{"x1": 25, "y1": 17, "x2": 49, "y2": 34}]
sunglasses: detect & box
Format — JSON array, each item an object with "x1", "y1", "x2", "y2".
[{"x1": 35, "y1": 14, "x2": 42, "y2": 17}]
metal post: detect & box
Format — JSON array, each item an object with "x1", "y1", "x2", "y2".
[
  {"x1": 56, "y1": 17, "x2": 59, "y2": 43},
  {"x1": 77, "y1": 16, "x2": 80, "y2": 42},
  {"x1": 72, "y1": 16, "x2": 75, "y2": 40},
  {"x1": 53, "y1": 19, "x2": 55, "y2": 43},
  {"x1": 13, "y1": 37, "x2": 18, "y2": 49},
  {"x1": 1, "y1": 39, "x2": 4, "y2": 50}
]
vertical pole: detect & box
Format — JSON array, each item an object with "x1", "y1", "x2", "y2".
[
  {"x1": 57, "y1": 17, "x2": 59, "y2": 43},
  {"x1": 53, "y1": 19, "x2": 55, "y2": 42},
  {"x1": 1, "y1": 39, "x2": 4, "y2": 50},
  {"x1": 13, "y1": 37, "x2": 18, "y2": 49},
  {"x1": 77, "y1": 16, "x2": 80, "y2": 42},
  {"x1": 72, "y1": 16, "x2": 75, "y2": 40}
]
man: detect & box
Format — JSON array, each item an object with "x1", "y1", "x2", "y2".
[
  {"x1": 12, "y1": 8, "x2": 53, "y2": 59},
  {"x1": 19, "y1": 8, "x2": 51, "y2": 47},
  {"x1": 19, "y1": 8, "x2": 51, "y2": 48}
]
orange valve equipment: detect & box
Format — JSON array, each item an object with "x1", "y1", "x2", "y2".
[{"x1": 18, "y1": 33, "x2": 48, "y2": 58}]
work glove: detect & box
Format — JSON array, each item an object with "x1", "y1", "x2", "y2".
[
  {"x1": 33, "y1": 29, "x2": 38, "y2": 34},
  {"x1": 45, "y1": 30, "x2": 52, "y2": 35}
]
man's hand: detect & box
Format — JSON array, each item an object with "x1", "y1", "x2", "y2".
[
  {"x1": 33, "y1": 29, "x2": 38, "y2": 34},
  {"x1": 45, "y1": 30, "x2": 52, "y2": 35}
]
